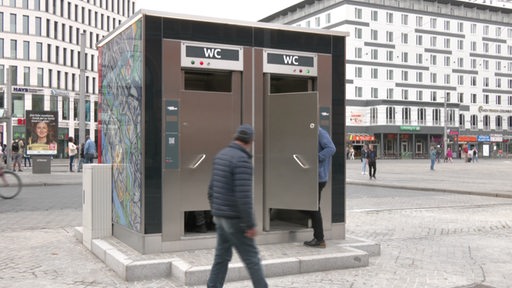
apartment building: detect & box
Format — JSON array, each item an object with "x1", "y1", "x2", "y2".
[
  {"x1": 262, "y1": 0, "x2": 512, "y2": 158},
  {"x1": 0, "y1": 0, "x2": 135, "y2": 157}
]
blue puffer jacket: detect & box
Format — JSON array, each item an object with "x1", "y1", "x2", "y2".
[{"x1": 208, "y1": 142, "x2": 255, "y2": 230}]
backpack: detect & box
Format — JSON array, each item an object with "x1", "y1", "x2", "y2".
[{"x1": 12, "y1": 141, "x2": 19, "y2": 153}]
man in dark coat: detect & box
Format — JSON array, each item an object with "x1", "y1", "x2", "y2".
[{"x1": 207, "y1": 124, "x2": 267, "y2": 288}]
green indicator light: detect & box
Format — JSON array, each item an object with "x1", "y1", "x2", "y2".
[{"x1": 191, "y1": 60, "x2": 195, "y2": 65}]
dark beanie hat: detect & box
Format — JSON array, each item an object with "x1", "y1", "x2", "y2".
[{"x1": 235, "y1": 124, "x2": 254, "y2": 143}]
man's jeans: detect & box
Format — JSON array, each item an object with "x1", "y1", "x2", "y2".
[{"x1": 207, "y1": 217, "x2": 267, "y2": 288}]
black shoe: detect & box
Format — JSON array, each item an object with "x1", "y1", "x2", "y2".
[{"x1": 303, "y1": 238, "x2": 326, "y2": 248}]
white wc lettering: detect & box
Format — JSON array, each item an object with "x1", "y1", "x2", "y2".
[
  {"x1": 283, "y1": 55, "x2": 299, "y2": 65},
  {"x1": 204, "y1": 48, "x2": 222, "y2": 58}
]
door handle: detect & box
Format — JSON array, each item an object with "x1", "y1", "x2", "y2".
[
  {"x1": 190, "y1": 154, "x2": 206, "y2": 169},
  {"x1": 293, "y1": 154, "x2": 310, "y2": 169}
]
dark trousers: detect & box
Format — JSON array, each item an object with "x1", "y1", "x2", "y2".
[
  {"x1": 368, "y1": 161, "x2": 376, "y2": 178},
  {"x1": 308, "y1": 182, "x2": 326, "y2": 241}
]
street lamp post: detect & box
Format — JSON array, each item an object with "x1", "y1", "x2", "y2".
[{"x1": 443, "y1": 93, "x2": 448, "y2": 159}]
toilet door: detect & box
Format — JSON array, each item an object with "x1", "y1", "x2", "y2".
[
  {"x1": 264, "y1": 91, "x2": 318, "y2": 212},
  {"x1": 178, "y1": 71, "x2": 242, "y2": 211}
]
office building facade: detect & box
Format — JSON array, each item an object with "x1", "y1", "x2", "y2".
[
  {"x1": 262, "y1": 0, "x2": 512, "y2": 159},
  {"x1": 0, "y1": 0, "x2": 135, "y2": 157}
]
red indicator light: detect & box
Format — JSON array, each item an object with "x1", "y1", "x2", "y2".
[{"x1": 200, "y1": 61, "x2": 204, "y2": 65}]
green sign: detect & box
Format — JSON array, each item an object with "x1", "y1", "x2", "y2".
[{"x1": 400, "y1": 126, "x2": 420, "y2": 131}]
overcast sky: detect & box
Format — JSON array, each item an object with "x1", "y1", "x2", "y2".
[{"x1": 134, "y1": 0, "x2": 302, "y2": 22}]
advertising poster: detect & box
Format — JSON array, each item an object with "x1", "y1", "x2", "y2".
[{"x1": 26, "y1": 110, "x2": 58, "y2": 155}]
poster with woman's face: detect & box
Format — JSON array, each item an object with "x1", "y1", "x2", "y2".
[{"x1": 26, "y1": 110, "x2": 58, "y2": 155}]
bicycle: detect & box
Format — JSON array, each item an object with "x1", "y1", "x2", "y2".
[{"x1": 0, "y1": 167, "x2": 22, "y2": 199}]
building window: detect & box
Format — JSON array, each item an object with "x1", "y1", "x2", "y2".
[
  {"x1": 483, "y1": 77, "x2": 489, "y2": 88},
  {"x1": 483, "y1": 115, "x2": 490, "y2": 130},
  {"x1": 416, "y1": 53, "x2": 423, "y2": 64},
  {"x1": 386, "y1": 69, "x2": 394, "y2": 80},
  {"x1": 355, "y1": 66, "x2": 362, "y2": 78},
  {"x1": 37, "y1": 68, "x2": 43, "y2": 86},
  {"x1": 402, "y1": 107, "x2": 411, "y2": 124},
  {"x1": 431, "y1": 91, "x2": 437, "y2": 102},
  {"x1": 496, "y1": 95, "x2": 502, "y2": 105},
  {"x1": 401, "y1": 33, "x2": 408, "y2": 44},
  {"x1": 23, "y1": 66, "x2": 30, "y2": 86},
  {"x1": 401, "y1": 52, "x2": 408, "y2": 63},
  {"x1": 371, "y1": 49, "x2": 378, "y2": 60},
  {"x1": 470, "y1": 115, "x2": 478, "y2": 130},
  {"x1": 457, "y1": 40, "x2": 464, "y2": 50},
  {"x1": 470, "y1": 76, "x2": 477, "y2": 86},
  {"x1": 315, "y1": 17, "x2": 320, "y2": 27},
  {"x1": 430, "y1": 36, "x2": 437, "y2": 47},
  {"x1": 402, "y1": 90, "x2": 409, "y2": 100},
  {"x1": 416, "y1": 16, "x2": 423, "y2": 27},
  {"x1": 371, "y1": 29, "x2": 378, "y2": 41},
  {"x1": 10, "y1": 39, "x2": 17, "y2": 59},
  {"x1": 483, "y1": 94, "x2": 489, "y2": 104},
  {"x1": 457, "y1": 57, "x2": 464, "y2": 68},
  {"x1": 355, "y1": 86, "x2": 362, "y2": 98},
  {"x1": 508, "y1": 116, "x2": 512, "y2": 130},
  {"x1": 459, "y1": 114, "x2": 465, "y2": 129},
  {"x1": 401, "y1": 14, "x2": 408, "y2": 25},
  {"x1": 496, "y1": 78, "x2": 501, "y2": 89},
  {"x1": 371, "y1": 87, "x2": 378, "y2": 99},
  {"x1": 432, "y1": 108, "x2": 441, "y2": 125},
  {"x1": 23, "y1": 15, "x2": 29, "y2": 34},
  {"x1": 444, "y1": 74, "x2": 451, "y2": 85},
  {"x1": 62, "y1": 97, "x2": 69, "y2": 120},
  {"x1": 386, "y1": 106, "x2": 395, "y2": 124},
  {"x1": 470, "y1": 41, "x2": 477, "y2": 52},
  {"x1": 371, "y1": 68, "x2": 378, "y2": 79},
  {"x1": 447, "y1": 109, "x2": 456, "y2": 126},
  {"x1": 386, "y1": 31, "x2": 393, "y2": 43},
  {"x1": 371, "y1": 10, "x2": 378, "y2": 21},
  {"x1": 354, "y1": 28, "x2": 362, "y2": 39},
  {"x1": 430, "y1": 54, "x2": 437, "y2": 65},
  {"x1": 10, "y1": 13, "x2": 16, "y2": 33},
  {"x1": 32, "y1": 94, "x2": 44, "y2": 111},
  {"x1": 387, "y1": 88, "x2": 394, "y2": 100},
  {"x1": 496, "y1": 116, "x2": 502, "y2": 131},
  {"x1": 370, "y1": 107, "x2": 378, "y2": 124},
  {"x1": 386, "y1": 50, "x2": 394, "y2": 61},
  {"x1": 483, "y1": 25, "x2": 489, "y2": 36},
  {"x1": 418, "y1": 108, "x2": 426, "y2": 125},
  {"x1": 416, "y1": 35, "x2": 423, "y2": 46},
  {"x1": 401, "y1": 70, "x2": 408, "y2": 81},
  {"x1": 458, "y1": 75, "x2": 464, "y2": 86},
  {"x1": 416, "y1": 90, "x2": 423, "y2": 101},
  {"x1": 416, "y1": 71, "x2": 423, "y2": 82},
  {"x1": 457, "y1": 22, "x2": 464, "y2": 33},
  {"x1": 430, "y1": 18, "x2": 437, "y2": 29},
  {"x1": 458, "y1": 93, "x2": 464, "y2": 103},
  {"x1": 355, "y1": 47, "x2": 362, "y2": 59},
  {"x1": 444, "y1": 20, "x2": 450, "y2": 31},
  {"x1": 444, "y1": 56, "x2": 451, "y2": 67},
  {"x1": 23, "y1": 41, "x2": 29, "y2": 60},
  {"x1": 386, "y1": 12, "x2": 393, "y2": 24},
  {"x1": 444, "y1": 38, "x2": 450, "y2": 49},
  {"x1": 355, "y1": 8, "x2": 362, "y2": 19},
  {"x1": 430, "y1": 73, "x2": 437, "y2": 84}
]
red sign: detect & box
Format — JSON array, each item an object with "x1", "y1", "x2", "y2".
[{"x1": 349, "y1": 134, "x2": 375, "y2": 141}]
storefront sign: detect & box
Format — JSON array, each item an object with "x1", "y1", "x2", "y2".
[
  {"x1": 348, "y1": 134, "x2": 375, "y2": 141},
  {"x1": 458, "y1": 135, "x2": 477, "y2": 142},
  {"x1": 400, "y1": 126, "x2": 420, "y2": 131},
  {"x1": 490, "y1": 134, "x2": 503, "y2": 142},
  {"x1": 477, "y1": 135, "x2": 490, "y2": 142}
]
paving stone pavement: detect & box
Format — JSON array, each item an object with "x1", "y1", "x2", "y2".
[{"x1": 0, "y1": 158, "x2": 511, "y2": 287}]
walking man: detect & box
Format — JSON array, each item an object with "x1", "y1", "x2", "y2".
[
  {"x1": 207, "y1": 124, "x2": 267, "y2": 288},
  {"x1": 304, "y1": 127, "x2": 336, "y2": 248},
  {"x1": 367, "y1": 144, "x2": 377, "y2": 179},
  {"x1": 430, "y1": 145, "x2": 437, "y2": 170},
  {"x1": 84, "y1": 135, "x2": 97, "y2": 163}
]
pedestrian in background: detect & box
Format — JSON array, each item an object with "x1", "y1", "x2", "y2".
[
  {"x1": 68, "y1": 137, "x2": 78, "y2": 172},
  {"x1": 361, "y1": 144, "x2": 368, "y2": 175},
  {"x1": 304, "y1": 127, "x2": 336, "y2": 248},
  {"x1": 367, "y1": 144, "x2": 377, "y2": 180},
  {"x1": 472, "y1": 147, "x2": 478, "y2": 163},
  {"x1": 11, "y1": 138, "x2": 23, "y2": 172},
  {"x1": 207, "y1": 124, "x2": 267, "y2": 288},
  {"x1": 84, "y1": 135, "x2": 97, "y2": 164},
  {"x1": 446, "y1": 147, "x2": 453, "y2": 163},
  {"x1": 430, "y1": 146, "x2": 437, "y2": 171}
]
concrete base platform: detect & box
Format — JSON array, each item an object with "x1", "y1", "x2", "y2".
[{"x1": 74, "y1": 227, "x2": 380, "y2": 285}]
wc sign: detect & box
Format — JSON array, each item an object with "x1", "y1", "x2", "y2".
[
  {"x1": 264, "y1": 50, "x2": 317, "y2": 76},
  {"x1": 181, "y1": 42, "x2": 243, "y2": 71}
]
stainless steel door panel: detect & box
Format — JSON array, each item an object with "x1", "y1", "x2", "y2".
[
  {"x1": 265, "y1": 92, "x2": 318, "y2": 211},
  {"x1": 179, "y1": 75, "x2": 241, "y2": 211}
]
